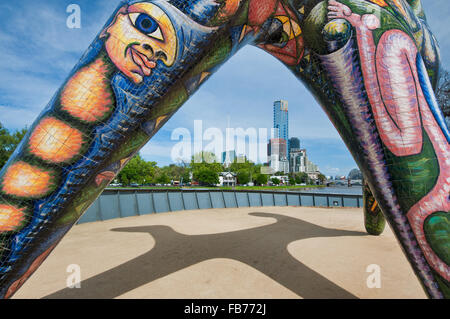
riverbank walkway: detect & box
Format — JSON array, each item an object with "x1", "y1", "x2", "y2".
[{"x1": 13, "y1": 207, "x2": 426, "y2": 299}]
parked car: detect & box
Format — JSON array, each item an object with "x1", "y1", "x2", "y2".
[{"x1": 129, "y1": 183, "x2": 140, "y2": 187}]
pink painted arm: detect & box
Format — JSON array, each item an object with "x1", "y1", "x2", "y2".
[{"x1": 328, "y1": 0, "x2": 422, "y2": 156}]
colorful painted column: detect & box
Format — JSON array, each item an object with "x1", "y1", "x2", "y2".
[{"x1": 0, "y1": 0, "x2": 447, "y2": 298}]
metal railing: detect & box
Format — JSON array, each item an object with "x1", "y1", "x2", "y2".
[{"x1": 77, "y1": 188, "x2": 363, "y2": 224}]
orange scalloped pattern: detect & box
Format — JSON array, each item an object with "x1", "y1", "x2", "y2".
[
  {"x1": 0, "y1": 204, "x2": 27, "y2": 232},
  {"x1": 29, "y1": 117, "x2": 84, "y2": 163},
  {"x1": 1, "y1": 162, "x2": 54, "y2": 198}
]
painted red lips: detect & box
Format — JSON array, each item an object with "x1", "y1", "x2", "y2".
[{"x1": 129, "y1": 47, "x2": 157, "y2": 76}]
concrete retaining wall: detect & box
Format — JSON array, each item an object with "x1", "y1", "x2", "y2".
[{"x1": 77, "y1": 189, "x2": 363, "y2": 224}]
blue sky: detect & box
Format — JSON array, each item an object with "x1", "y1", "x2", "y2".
[{"x1": 0, "y1": 0, "x2": 448, "y2": 176}]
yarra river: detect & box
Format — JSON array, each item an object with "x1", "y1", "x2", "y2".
[{"x1": 290, "y1": 186, "x2": 362, "y2": 195}]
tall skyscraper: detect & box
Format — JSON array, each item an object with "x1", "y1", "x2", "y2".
[
  {"x1": 271, "y1": 100, "x2": 289, "y2": 173},
  {"x1": 273, "y1": 100, "x2": 289, "y2": 144},
  {"x1": 222, "y1": 150, "x2": 236, "y2": 167}
]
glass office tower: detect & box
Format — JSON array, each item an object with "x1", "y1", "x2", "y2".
[{"x1": 273, "y1": 100, "x2": 289, "y2": 143}]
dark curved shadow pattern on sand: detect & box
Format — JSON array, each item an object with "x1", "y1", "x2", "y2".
[{"x1": 45, "y1": 212, "x2": 367, "y2": 299}]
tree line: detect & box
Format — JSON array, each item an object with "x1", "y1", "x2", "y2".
[{"x1": 117, "y1": 151, "x2": 325, "y2": 186}]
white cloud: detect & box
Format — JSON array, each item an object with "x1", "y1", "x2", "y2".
[{"x1": 0, "y1": 105, "x2": 39, "y2": 129}]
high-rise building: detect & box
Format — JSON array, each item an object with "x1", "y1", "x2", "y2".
[
  {"x1": 288, "y1": 137, "x2": 300, "y2": 170},
  {"x1": 221, "y1": 150, "x2": 236, "y2": 167},
  {"x1": 289, "y1": 137, "x2": 300, "y2": 150},
  {"x1": 289, "y1": 148, "x2": 305, "y2": 173},
  {"x1": 267, "y1": 138, "x2": 287, "y2": 158},
  {"x1": 267, "y1": 138, "x2": 289, "y2": 174},
  {"x1": 273, "y1": 100, "x2": 289, "y2": 172},
  {"x1": 273, "y1": 100, "x2": 289, "y2": 144},
  {"x1": 289, "y1": 148, "x2": 320, "y2": 176}
]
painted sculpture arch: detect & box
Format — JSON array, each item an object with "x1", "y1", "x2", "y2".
[{"x1": 0, "y1": 0, "x2": 448, "y2": 298}]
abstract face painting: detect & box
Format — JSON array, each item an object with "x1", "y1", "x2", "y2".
[{"x1": 103, "y1": 2, "x2": 177, "y2": 84}]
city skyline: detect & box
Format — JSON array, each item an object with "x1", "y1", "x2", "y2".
[
  {"x1": 269, "y1": 99, "x2": 320, "y2": 176},
  {"x1": 0, "y1": 1, "x2": 448, "y2": 177},
  {"x1": 173, "y1": 98, "x2": 322, "y2": 176}
]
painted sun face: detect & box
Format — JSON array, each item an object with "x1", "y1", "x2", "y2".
[{"x1": 103, "y1": 2, "x2": 177, "y2": 84}]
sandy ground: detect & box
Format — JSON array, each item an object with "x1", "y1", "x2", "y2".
[{"x1": 12, "y1": 206, "x2": 427, "y2": 299}]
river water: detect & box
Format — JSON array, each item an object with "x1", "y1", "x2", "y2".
[
  {"x1": 187, "y1": 186, "x2": 364, "y2": 195},
  {"x1": 292, "y1": 186, "x2": 363, "y2": 195}
]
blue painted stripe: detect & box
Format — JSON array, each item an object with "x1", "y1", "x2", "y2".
[{"x1": 416, "y1": 53, "x2": 450, "y2": 143}]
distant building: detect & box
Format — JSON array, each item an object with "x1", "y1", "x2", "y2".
[
  {"x1": 236, "y1": 154, "x2": 247, "y2": 163},
  {"x1": 273, "y1": 100, "x2": 289, "y2": 144},
  {"x1": 218, "y1": 172, "x2": 237, "y2": 187},
  {"x1": 269, "y1": 175, "x2": 289, "y2": 185},
  {"x1": 289, "y1": 137, "x2": 300, "y2": 152},
  {"x1": 289, "y1": 148, "x2": 320, "y2": 179},
  {"x1": 268, "y1": 138, "x2": 287, "y2": 158},
  {"x1": 305, "y1": 157, "x2": 319, "y2": 174},
  {"x1": 348, "y1": 168, "x2": 362, "y2": 180},
  {"x1": 269, "y1": 156, "x2": 289, "y2": 173},
  {"x1": 221, "y1": 150, "x2": 236, "y2": 167},
  {"x1": 289, "y1": 137, "x2": 302, "y2": 174},
  {"x1": 268, "y1": 138, "x2": 289, "y2": 174},
  {"x1": 289, "y1": 148, "x2": 306, "y2": 173}
]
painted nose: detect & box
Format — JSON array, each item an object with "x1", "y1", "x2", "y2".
[
  {"x1": 141, "y1": 39, "x2": 176, "y2": 67},
  {"x1": 142, "y1": 43, "x2": 152, "y2": 52}
]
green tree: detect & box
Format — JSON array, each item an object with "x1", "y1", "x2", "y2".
[
  {"x1": 252, "y1": 163, "x2": 263, "y2": 175},
  {"x1": 318, "y1": 173, "x2": 326, "y2": 185},
  {"x1": 155, "y1": 172, "x2": 170, "y2": 184},
  {"x1": 181, "y1": 171, "x2": 191, "y2": 184},
  {"x1": 160, "y1": 164, "x2": 189, "y2": 182},
  {"x1": 190, "y1": 152, "x2": 222, "y2": 186},
  {"x1": 229, "y1": 157, "x2": 254, "y2": 172},
  {"x1": 295, "y1": 172, "x2": 308, "y2": 184},
  {"x1": 289, "y1": 177, "x2": 296, "y2": 185},
  {"x1": 0, "y1": 123, "x2": 27, "y2": 170},
  {"x1": 236, "y1": 169, "x2": 250, "y2": 185},
  {"x1": 190, "y1": 152, "x2": 223, "y2": 173},
  {"x1": 255, "y1": 174, "x2": 268, "y2": 186},
  {"x1": 193, "y1": 167, "x2": 219, "y2": 186},
  {"x1": 117, "y1": 154, "x2": 156, "y2": 185},
  {"x1": 255, "y1": 174, "x2": 267, "y2": 185},
  {"x1": 271, "y1": 177, "x2": 280, "y2": 185}
]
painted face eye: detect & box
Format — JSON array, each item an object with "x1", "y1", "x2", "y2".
[{"x1": 129, "y1": 13, "x2": 164, "y2": 41}]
